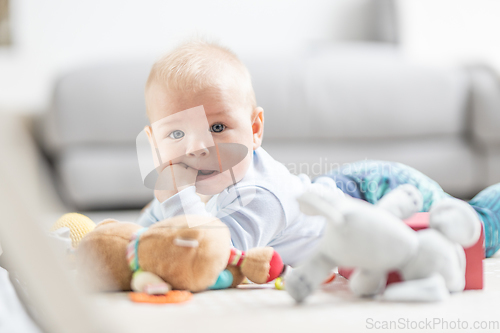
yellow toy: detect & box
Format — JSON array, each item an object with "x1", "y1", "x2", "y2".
[{"x1": 50, "y1": 213, "x2": 96, "y2": 248}]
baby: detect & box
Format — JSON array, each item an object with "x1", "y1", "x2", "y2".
[
  {"x1": 138, "y1": 40, "x2": 500, "y2": 264},
  {"x1": 137, "y1": 40, "x2": 342, "y2": 265}
]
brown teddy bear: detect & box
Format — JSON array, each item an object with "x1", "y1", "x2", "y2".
[{"x1": 73, "y1": 214, "x2": 284, "y2": 294}]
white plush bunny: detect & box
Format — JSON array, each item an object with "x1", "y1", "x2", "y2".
[{"x1": 286, "y1": 184, "x2": 482, "y2": 302}]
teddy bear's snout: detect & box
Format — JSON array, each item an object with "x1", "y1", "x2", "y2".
[
  {"x1": 173, "y1": 237, "x2": 199, "y2": 248},
  {"x1": 174, "y1": 229, "x2": 202, "y2": 247}
]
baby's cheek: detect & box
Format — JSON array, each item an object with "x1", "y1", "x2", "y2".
[
  {"x1": 158, "y1": 144, "x2": 185, "y2": 163},
  {"x1": 230, "y1": 152, "x2": 252, "y2": 183}
]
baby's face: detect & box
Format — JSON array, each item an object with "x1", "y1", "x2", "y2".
[{"x1": 145, "y1": 83, "x2": 263, "y2": 195}]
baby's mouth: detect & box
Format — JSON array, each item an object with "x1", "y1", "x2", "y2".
[{"x1": 196, "y1": 169, "x2": 219, "y2": 180}]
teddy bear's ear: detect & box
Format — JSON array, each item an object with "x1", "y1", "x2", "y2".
[{"x1": 95, "y1": 219, "x2": 119, "y2": 229}]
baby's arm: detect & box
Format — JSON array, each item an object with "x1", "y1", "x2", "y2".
[
  {"x1": 136, "y1": 185, "x2": 286, "y2": 251},
  {"x1": 136, "y1": 186, "x2": 211, "y2": 227},
  {"x1": 136, "y1": 163, "x2": 206, "y2": 227},
  {"x1": 216, "y1": 186, "x2": 287, "y2": 250}
]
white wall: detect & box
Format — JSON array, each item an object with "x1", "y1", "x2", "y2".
[
  {"x1": 398, "y1": 0, "x2": 500, "y2": 70},
  {"x1": 0, "y1": 0, "x2": 374, "y2": 113},
  {"x1": 2, "y1": 0, "x2": 499, "y2": 114}
]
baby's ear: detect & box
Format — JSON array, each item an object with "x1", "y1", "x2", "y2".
[
  {"x1": 251, "y1": 107, "x2": 264, "y2": 150},
  {"x1": 144, "y1": 125, "x2": 153, "y2": 143}
]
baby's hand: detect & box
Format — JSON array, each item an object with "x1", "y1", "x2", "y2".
[{"x1": 154, "y1": 163, "x2": 198, "y2": 203}]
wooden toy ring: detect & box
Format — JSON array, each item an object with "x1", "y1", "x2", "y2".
[{"x1": 129, "y1": 290, "x2": 192, "y2": 304}]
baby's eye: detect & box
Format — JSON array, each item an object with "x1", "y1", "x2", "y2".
[
  {"x1": 168, "y1": 130, "x2": 185, "y2": 139},
  {"x1": 210, "y1": 123, "x2": 226, "y2": 133}
]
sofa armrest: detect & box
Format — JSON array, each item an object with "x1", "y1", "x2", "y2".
[{"x1": 469, "y1": 65, "x2": 500, "y2": 146}]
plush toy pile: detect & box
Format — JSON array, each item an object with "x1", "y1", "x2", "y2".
[
  {"x1": 51, "y1": 183, "x2": 482, "y2": 304},
  {"x1": 51, "y1": 213, "x2": 285, "y2": 303},
  {"x1": 286, "y1": 184, "x2": 482, "y2": 302}
]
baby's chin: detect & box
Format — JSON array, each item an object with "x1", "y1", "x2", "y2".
[
  {"x1": 195, "y1": 170, "x2": 239, "y2": 195},
  {"x1": 195, "y1": 154, "x2": 252, "y2": 195}
]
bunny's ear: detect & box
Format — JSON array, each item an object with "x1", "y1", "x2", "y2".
[
  {"x1": 297, "y1": 192, "x2": 345, "y2": 226},
  {"x1": 429, "y1": 198, "x2": 482, "y2": 247}
]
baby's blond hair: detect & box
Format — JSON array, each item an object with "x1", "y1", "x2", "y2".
[{"x1": 145, "y1": 39, "x2": 256, "y2": 117}]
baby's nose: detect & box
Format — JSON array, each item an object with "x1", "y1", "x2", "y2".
[
  {"x1": 187, "y1": 147, "x2": 209, "y2": 157},
  {"x1": 185, "y1": 134, "x2": 213, "y2": 158}
]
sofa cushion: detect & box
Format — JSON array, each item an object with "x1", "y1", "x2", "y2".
[
  {"x1": 51, "y1": 62, "x2": 151, "y2": 149},
  {"x1": 262, "y1": 135, "x2": 482, "y2": 198},
  {"x1": 57, "y1": 146, "x2": 153, "y2": 210},
  {"x1": 469, "y1": 65, "x2": 500, "y2": 145},
  {"x1": 299, "y1": 44, "x2": 469, "y2": 139}
]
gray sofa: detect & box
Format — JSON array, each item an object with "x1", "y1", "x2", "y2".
[
  {"x1": 38, "y1": 45, "x2": 500, "y2": 210},
  {"x1": 37, "y1": 0, "x2": 500, "y2": 210},
  {"x1": 249, "y1": 46, "x2": 500, "y2": 199}
]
